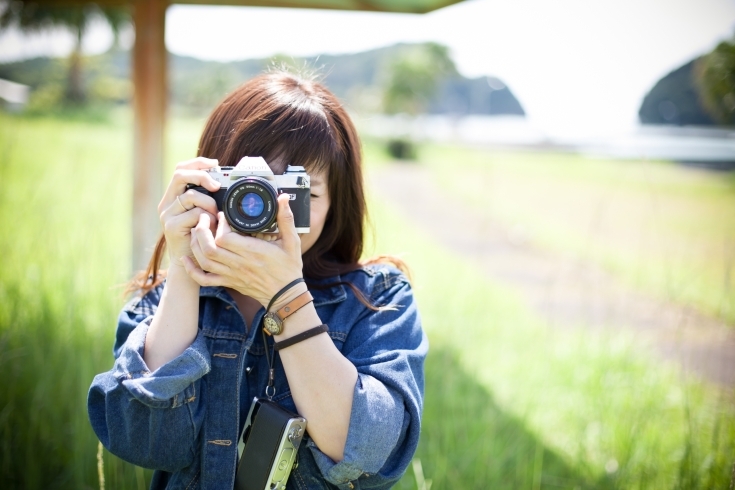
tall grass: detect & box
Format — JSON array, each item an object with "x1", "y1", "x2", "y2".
[
  {"x1": 1, "y1": 112, "x2": 733, "y2": 489},
  {"x1": 0, "y1": 110, "x2": 150, "y2": 488},
  {"x1": 0, "y1": 111, "x2": 205, "y2": 489}
]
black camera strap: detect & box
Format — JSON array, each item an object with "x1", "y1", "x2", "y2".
[{"x1": 262, "y1": 328, "x2": 277, "y2": 400}]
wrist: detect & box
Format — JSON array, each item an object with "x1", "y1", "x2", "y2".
[
  {"x1": 270, "y1": 282, "x2": 308, "y2": 312},
  {"x1": 272, "y1": 303, "x2": 321, "y2": 341},
  {"x1": 166, "y1": 260, "x2": 200, "y2": 288}
]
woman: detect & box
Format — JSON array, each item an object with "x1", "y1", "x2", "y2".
[{"x1": 88, "y1": 72, "x2": 427, "y2": 490}]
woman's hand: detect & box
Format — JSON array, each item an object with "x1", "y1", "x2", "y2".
[
  {"x1": 182, "y1": 193, "x2": 303, "y2": 306},
  {"x1": 158, "y1": 157, "x2": 221, "y2": 268}
]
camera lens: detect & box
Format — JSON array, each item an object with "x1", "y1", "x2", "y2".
[
  {"x1": 223, "y1": 177, "x2": 278, "y2": 234},
  {"x1": 239, "y1": 192, "x2": 264, "y2": 218}
]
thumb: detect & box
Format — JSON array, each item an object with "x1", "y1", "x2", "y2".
[{"x1": 276, "y1": 192, "x2": 298, "y2": 252}]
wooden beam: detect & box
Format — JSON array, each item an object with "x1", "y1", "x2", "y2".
[
  {"x1": 132, "y1": 0, "x2": 167, "y2": 271},
  {"x1": 36, "y1": 0, "x2": 464, "y2": 14},
  {"x1": 168, "y1": 0, "x2": 462, "y2": 13}
]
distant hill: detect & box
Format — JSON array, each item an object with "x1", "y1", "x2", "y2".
[
  {"x1": 638, "y1": 58, "x2": 716, "y2": 126},
  {"x1": 0, "y1": 43, "x2": 525, "y2": 117}
]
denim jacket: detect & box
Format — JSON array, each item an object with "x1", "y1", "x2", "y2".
[{"x1": 88, "y1": 264, "x2": 427, "y2": 490}]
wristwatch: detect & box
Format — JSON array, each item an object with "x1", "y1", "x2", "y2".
[{"x1": 263, "y1": 290, "x2": 314, "y2": 335}]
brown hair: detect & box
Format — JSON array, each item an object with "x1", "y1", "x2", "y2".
[{"x1": 130, "y1": 71, "x2": 408, "y2": 299}]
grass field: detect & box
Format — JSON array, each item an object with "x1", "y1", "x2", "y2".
[
  {"x1": 410, "y1": 144, "x2": 735, "y2": 325},
  {"x1": 0, "y1": 110, "x2": 733, "y2": 489}
]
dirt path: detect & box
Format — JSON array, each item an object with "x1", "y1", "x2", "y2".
[{"x1": 371, "y1": 163, "x2": 735, "y2": 387}]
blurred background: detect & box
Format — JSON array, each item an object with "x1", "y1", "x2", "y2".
[{"x1": 1, "y1": 0, "x2": 734, "y2": 488}]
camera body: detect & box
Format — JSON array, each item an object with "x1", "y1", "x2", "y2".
[
  {"x1": 187, "y1": 157, "x2": 310, "y2": 235},
  {"x1": 236, "y1": 397, "x2": 307, "y2": 490}
]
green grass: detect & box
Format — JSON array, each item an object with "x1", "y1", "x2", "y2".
[
  {"x1": 1, "y1": 112, "x2": 733, "y2": 489},
  {"x1": 0, "y1": 110, "x2": 153, "y2": 488},
  {"x1": 366, "y1": 190, "x2": 735, "y2": 488},
  {"x1": 397, "y1": 143, "x2": 735, "y2": 325}
]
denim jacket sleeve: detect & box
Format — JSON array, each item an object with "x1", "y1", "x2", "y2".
[
  {"x1": 87, "y1": 285, "x2": 211, "y2": 472},
  {"x1": 307, "y1": 267, "x2": 428, "y2": 488}
]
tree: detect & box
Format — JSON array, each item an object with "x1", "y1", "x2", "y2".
[
  {"x1": 381, "y1": 43, "x2": 457, "y2": 159},
  {"x1": 0, "y1": 1, "x2": 130, "y2": 104},
  {"x1": 382, "y1": 42, "x2": 457, "y2": 116},
  {"x1": 695, "y1": 36, "x2": 735, "y2": 125}
]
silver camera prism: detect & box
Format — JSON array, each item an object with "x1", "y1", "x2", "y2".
[
  {"x1": 235, "y1": 397, "x2": 307, "y2": 490},
  {"x1": 187, "y1": 157, "x2": 310, "y2": 235}
]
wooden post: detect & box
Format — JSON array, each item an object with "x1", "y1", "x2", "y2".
[{"x1": 132, "y1": 0, "x2": 167, "y2": 272}]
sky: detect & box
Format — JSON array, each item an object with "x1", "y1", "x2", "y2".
[{"x1": 0, "y1": 0, "x2": 734, "y2": 139}]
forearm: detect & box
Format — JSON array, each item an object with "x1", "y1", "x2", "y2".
[
  {"x1": 273, "y1": 292, "x2": 357, "y2": 462},
  {"x1": 145, "y1": 264, "x2": 201, "y2": 371}
]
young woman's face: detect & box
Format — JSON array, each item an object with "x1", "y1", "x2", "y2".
[
  {"x1": 298, "y1": 168, "x2": 329, "y2": 255},
  {"x1": 266, "y1": 155, "x2": 329, "y2": 255}
]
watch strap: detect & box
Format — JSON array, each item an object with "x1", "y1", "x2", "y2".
[{"x1": 275, "y1": 290, "x2": 313, "y2": 322}]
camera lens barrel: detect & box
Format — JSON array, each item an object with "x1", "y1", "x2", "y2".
[{"x1": 223, "y1": 177, "x2": 278, "y2": 234}]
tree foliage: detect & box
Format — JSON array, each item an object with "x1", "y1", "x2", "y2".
[
  {"x1": 695, "y1": 37, "x2": 735, "y2": 125},
  {"x1": 382, "y1": 42, "x2": 458, "y2": 115},
  {"x1": 0, "y1": 1, "x2": 130, "y2": 104},
  {"x1": 638, "y1": 59, "x2": 716, "y2": 126}
]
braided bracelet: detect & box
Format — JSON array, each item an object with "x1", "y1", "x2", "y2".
[{"x1": 274, "y1": 324, "x2": 329, "y2": 351}]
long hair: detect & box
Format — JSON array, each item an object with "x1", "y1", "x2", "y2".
[{"x1": 130, "y1": 71, "x2": 407, "y2": 298}]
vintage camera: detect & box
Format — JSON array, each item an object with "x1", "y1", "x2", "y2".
[
  {"x1": 187, "y1": 157, "x2": 310, "y2": 234},
  {"x1": 236, "y1": 397, "x2": 307, "y2": 490}
]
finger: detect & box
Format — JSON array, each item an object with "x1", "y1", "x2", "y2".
[
  {"x1": 192, "y1": 213, "x2": 241, "y2": 269},
  {"x1": 175, "y1": 156, "x2": 219, "y2": 171},
  {"x1": 214, "y1": 212, "x2": 254, "y2": 250},
  {"x1": 216, "y1": 211, "x2": 230, "y2": 241},
  {"x1": 182, "y1": 255, "x2": 226, "y2": 288},
  {"x1": 159, "y1": 169, "x2": 222, "y2": 214},
  {"x1": 275, "y1": 193, "x2": 299, "y2": 254},
  {"x1": 180, "y1": 189, "x2": 219, "y2": 216},
  {"x1": 171, "y1": 168, "x2": 222, "y2": 194},
  {"x1": 208, "y1": 212, "x2": 218, "y2": 236},
  {"x1": 214, "y1": 212, "x2": 268, "y2": 253},
  {"x1": 161, "y1": 203, "x2": 216, "y2": 234},
  {"x1": 189, "y1": 229, "x2": 233, "y2": 276}
]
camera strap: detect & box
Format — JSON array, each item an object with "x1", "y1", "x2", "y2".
[{"x1": 262, "y1": 328, "x2": 277, "y2": 400}]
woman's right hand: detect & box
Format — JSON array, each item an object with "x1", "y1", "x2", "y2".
[{"x1": 158, "y1": 157, "x2": 222, "y2": 268}]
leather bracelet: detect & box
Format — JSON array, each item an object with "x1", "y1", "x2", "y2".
[
  {"x1": 267, "y1": 278, "x2": 304, "y2": 312},
  {"x1": 274, "y1": 324, "x2": 329, "y2": 351},
  {"x1": 275, "y1": 291, "x2": 313, "y2": 320},
  {"x1": 263, "y1": 290, "x2": 314, "y2": 336}
]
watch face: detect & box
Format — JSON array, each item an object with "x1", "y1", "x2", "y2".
[{"x1": 263, "y1": 313, "x2": 283, "y2": 335}]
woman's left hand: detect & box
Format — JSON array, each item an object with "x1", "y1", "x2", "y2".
[{"x1": 182, "y1": 193, "x2": 303, "y2": 306}]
